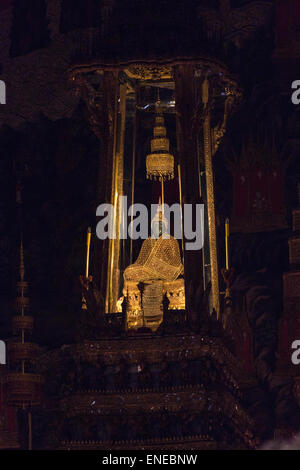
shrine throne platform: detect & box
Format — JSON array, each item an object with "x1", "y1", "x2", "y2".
[{"x1": 36, "y1": 330, "x2": 257, "y2": 450}]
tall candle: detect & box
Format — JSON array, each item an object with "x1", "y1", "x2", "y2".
[
  {"x1": 225, "y1": 218, "x2": 230, "y2": 270},
  {"x1": 85, "y1": 227, "x2": 92, "y2": 278}
]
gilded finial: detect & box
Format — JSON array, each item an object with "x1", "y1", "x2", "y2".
[{"x1": 146, "y1": 89, "x2": 174, "y2": 181}]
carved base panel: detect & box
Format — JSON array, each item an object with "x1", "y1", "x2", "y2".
[
  {"x1": 293, "y1": 209, "x2": 300, "y2": 231},
  {"x1": 231, "y1": 213, "x2": 288, "y2": 234},
  {"x1": 3, "y1": 373, "x2": 44, "y2": 407},
  {"x1": 123, "y1": 279, "x2": 185, "y2": 331},
  {"x1": 289, "y1": 238, "x2": 300, "y2": 267},
  {"x1": 60, "y1": 437, "x2": 219, "y2": 450},
  {"x1": 283, "y1": 271, "x2": 300, "y2": 298},
  {"x1": 58, "y1": 386, "x2": 253, "y2": 447}
]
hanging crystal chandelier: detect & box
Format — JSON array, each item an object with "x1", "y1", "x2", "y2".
[{"x1": 146, "y1": 101, "x2": 174, "y2": 181}]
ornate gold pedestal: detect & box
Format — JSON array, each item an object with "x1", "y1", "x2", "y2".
[{"x1": 124, "y1": 278, "x2": 185, "y2": 331}]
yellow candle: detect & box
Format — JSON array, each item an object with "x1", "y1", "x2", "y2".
[
  {"x1": 225, "y1": 218, "x2": 230, "y2": 270},
  {"x1": 85, "y1": 227, "x2": 92, "y2": 278}
]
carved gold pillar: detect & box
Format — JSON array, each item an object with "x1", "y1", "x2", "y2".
[
  {"x1": 202, "y1": 77, "x2": 220, "y2": 317},
  {"x1": 174, "y1": 64, "x2": 204, "y2": 320},
  {"x1": 106, "y1": 83, "x2": 126, "y2": 313},
  {"x1": 94, "y1": 72, "x2": 119, "y2": 309}
]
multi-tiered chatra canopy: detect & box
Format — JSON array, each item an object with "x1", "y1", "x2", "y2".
[{"x1": 146, "y1": 101, "x2": 174, "y2": 181}]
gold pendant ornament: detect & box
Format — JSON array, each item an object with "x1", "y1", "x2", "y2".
[{"x1": 146, "y1": 101, "x2": 174, "y2": 181}]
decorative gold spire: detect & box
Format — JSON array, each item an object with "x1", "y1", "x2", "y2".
[
  {"x1": 19, "y1": 239, "x2": 25, "y2": 281},
  {"x1": 146, "y1": 100, "x2": 174, "y2": 181},
  {"x1": 3, "y1": 191, "x2": 43, "y2": 453},
  {"x1": 5, "y1": 236, "x2": 43, "y2": 411},
  {"x1": 16, "y1": 237, "x2": 29, "y2": 316}
]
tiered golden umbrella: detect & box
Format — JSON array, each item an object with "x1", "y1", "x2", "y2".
[
  {"x1": 146, "y1": 99, "x2": 175, "y2": 208},
  {"x1": 3, "y1": 239, "x2": 43, "y2": 449}
]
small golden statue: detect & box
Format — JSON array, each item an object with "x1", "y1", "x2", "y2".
[
  {"x1": 124, "y1": 204, "x2": 183, "y2": 282},
  {"x1": 123, "y1": 204, "x2": 185, "y2": 331}
]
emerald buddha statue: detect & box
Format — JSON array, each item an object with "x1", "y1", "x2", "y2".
[{"x1": 124, "y1": 205, "x2": 184, "y2": 283}]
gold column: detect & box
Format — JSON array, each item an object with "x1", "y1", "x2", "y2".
[
  {"x1": 106, "y1": 82, "x2": 126, "y2": 313},
  {"x1": 202, "y1": 78, "x2": 220, "y2": 318},
  {"x1": 130, "y1": 105, "x2": 137, "y2": 265}
]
